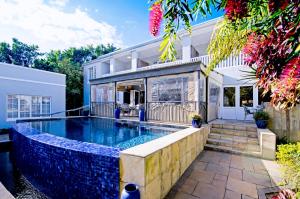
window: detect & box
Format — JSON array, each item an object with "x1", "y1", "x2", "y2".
[
  {"x1": 209, "y1": 82, "x2": 220, "y2": 103},
  {"x1": 42, "y1": 97, "x2": 51, "y2": 116},
  {"x1": 223, "y1": 87, "x2": 235, "y2": 107},
  {"x1": 32, "y1": 96, "x2": 41, "y2": 117},
  {"x1": 6, "y1": 95, "x2": 51, "y2": 120},
  {"x1": 240, "y1": 86, "x2": 253, "y2": 107},
  {"x1": 7, "y1": 95, "x2": 18, "y2": 118},
  {"x1": 20, "y1": 96, "x2": 30, "y2": 118},
  {"x1": 151, "y1": 77, "x2": 189, "y2": 102},
  {"x1": 89, "y1": 66, "x2": 96, "y2": 80}
]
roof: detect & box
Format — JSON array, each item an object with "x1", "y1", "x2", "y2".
[{"x1": 83, "y1": 17, "x2": 222, "y2": 66}]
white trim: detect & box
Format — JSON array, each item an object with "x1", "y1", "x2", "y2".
[
  {"x1": 0, "y1": 75, "x2": 66, "y2": 87},
  {"x1": 0, "y1": 62, "x2": 66, "y2": 77}
]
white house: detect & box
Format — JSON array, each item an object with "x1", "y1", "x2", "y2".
[
  {"x1": 0, "y1": 63, "x2": 66, "y2": 128},
  {"x1": 83, "y1": 18, "x2": 266, "y2": 123}
]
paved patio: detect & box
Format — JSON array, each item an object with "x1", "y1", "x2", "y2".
[{"x1": 165, "y1": 150, "x2": 283, "y2": 199}]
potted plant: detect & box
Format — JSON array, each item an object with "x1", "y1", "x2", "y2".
[
  {"x1": 192, "y1": 114, "x2": 202, "y2": 128},
  {"x1": 253, "y1": 111, "x2": 269, "y2": 129}
]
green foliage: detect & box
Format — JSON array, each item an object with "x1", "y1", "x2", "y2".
[
  {"x1": 253, "y1": 111, "x2": 269, "y2": 120},
  {"x1": 11, "y1": 38, "x2": 41, "y2": 67},
  {"x1": 0, "y1": 38, "x2": 40, "y2": 67},
  {"x1": 276, "y1": 143, "x2": 300, "y2": 191},
  {"x1": 192, "y1": 114, "x2": 202, "y2": 121},
  {"x1": 0, "y1": 42, "x2": 12, "y2": 63},
  {"x1": 206, "y1": 18, "x2": 248, "y2": 74},
  {"x1": 0, "y1": 38, "x2": 117, "y2": 110}
]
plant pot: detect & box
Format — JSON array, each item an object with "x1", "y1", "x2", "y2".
[
  {"x1": 121, "y1": 183, "x2": 140, "y2": 199},
  {"x1": 192, "y1": 119, "x2": 202, "y2": 128},
  {"x1": 255, "y1": 119, "x2": 268, "y2": 129},
  {"x1": 114, "y1": 108, "x2": 121, "y2": 119},
  {"x1": 139, "y1": 109, "x2": 145, "y2": 121}
]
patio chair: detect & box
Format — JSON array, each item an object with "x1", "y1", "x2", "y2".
[{"x1": 242, "y1": 105, "x2": 255, "y2": 120}]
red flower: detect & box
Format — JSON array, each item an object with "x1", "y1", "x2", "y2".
[
  {"x1": 149, "y1": 3, "x2": 163, "y2": 37},
  {"x1": 280, "y1": 57, "x2": 300, "y2": 79},
  {"x1": 225, "y1": 0, "x2": 248, "y2": 20}
]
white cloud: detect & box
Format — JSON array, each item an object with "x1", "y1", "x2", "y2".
[
  {"x1": 49, "y1": 0, "x2": 69, "y2": 7},
  {"x1": 0, "y1": 0, "x2": 123, "y2": 52}
]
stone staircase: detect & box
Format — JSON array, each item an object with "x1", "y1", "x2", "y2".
[{"x1": 204, "y1": 122, "x2": 262, "y2": 157}]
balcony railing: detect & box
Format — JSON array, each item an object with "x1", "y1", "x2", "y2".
[
  {"x1": 91, "y1": 53, "x2": 246, "y2": 79},
  {"x1": 146, "y1": 101, "x2": 207, "y2": 124},
  {"x1": 194, "y1": 53, "x2": 245, "y2": 68}
]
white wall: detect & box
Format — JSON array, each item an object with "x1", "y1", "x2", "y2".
[
  {"x1": 216, "y1": 66, "x2": 259, "y2": 120},
  {"x1": 0, "y1": 63, "x2": 66, "y2": 128}
]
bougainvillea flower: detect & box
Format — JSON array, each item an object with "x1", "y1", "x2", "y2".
[
  {"x1": 149, "y1": 2, "x2": 163, "y2": 37},
  {"x1": 225, "y1": 0, "x2": 248, "y2": 20}
]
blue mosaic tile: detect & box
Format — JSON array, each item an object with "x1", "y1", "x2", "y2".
[{"x1": 10, "y1": 126, "x2": 120, "y2": 199}]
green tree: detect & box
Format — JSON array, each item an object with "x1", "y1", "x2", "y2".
[
  {"x1": 11, "y1": 38, "x2": 40, "y2": 67},
  {"x1": 0, "y1": 42, "x2": 12, "y2": 63}
]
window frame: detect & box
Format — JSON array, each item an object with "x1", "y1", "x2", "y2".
[
  {"x1": 239, "y1": 86, "x2": 254, "y2": 107},
  {"x1": 223, "y1": 87, "x2": 236, "y2": 107},
  {"x1": 6, "y1": 95, "x2": 52, "y2": 121}
]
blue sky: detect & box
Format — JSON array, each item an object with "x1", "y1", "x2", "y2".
[{"x1": 0, "y1": 0, "x2": 223, "y2": 52}]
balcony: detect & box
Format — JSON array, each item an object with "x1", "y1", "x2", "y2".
[{"x1": 90, "y1": 53, "x2": 247, "y2": 80}]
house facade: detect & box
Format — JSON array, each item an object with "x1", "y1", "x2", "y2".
[
  {"x1": 83, "y1": 18, "x2": 264, "y2": 123},
  {"x1": 0, "y1": 63, "x2": 66, "y2": 128}
]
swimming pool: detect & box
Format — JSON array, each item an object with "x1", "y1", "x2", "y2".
[
  {"x1": 26, "y1": 117, "x2": 180, "y2": 150},
  {"x1": 10, "y1": 117, "x2": 185, "y2": 199}
]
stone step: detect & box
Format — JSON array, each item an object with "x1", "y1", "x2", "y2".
[
  {"x1": 210, "y1": 127, "x2": 258, "y2": 138},
  {"x1": 204, "y1": 144, "x2": 262, "y2": 158},
  {"x1": 207, "y1": 138, "x2": 260, "y2": 152},
  {"x1": 208, "y1": 133, "x2": 259, "y2": 145},
  {"x1": 211, "y1": 123, "x2": 257, "y2": 132}
]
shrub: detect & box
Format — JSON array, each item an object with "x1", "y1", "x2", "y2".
[
  {"x1": 276, "y1": 143, "x2": 300, "y2": 192},
  {"x1": 253, "y1": 111, "x2": 269, "y2": 121},
  {"x1": 192, "y1": 114, "x2": 202, "y2": 121}
]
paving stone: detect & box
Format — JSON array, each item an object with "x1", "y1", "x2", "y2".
[
  {"x1": 189, "y1": 170, "x2": 215, "y2": 184},
  {"x1": 206, "y1": 163, "x2": 230, "y2": 176},
  {"x1": 166, "y1": 150, "x2": 282, "y2": 199},
  {"x1": 193, "y1": 182, "x2": 225, "y2": 199},
  {"x1": 226, "y1": 177, "x2": 258, "y2": 198},
  {"x1": 178, "y1": 178, "x2": 198, "y2": 194},
  {"x1": 173, "y1": 191, "x2": 200, "y2": 199},
  {"x1": 192, "y1": 161, "x2": 207, "y2": 171},
  {"x1": 214, "y1": 173, "x2": 227, "y2": 181},
  {"x1": 242, "y1": 195, "x2": 256, "y2": 199},
  {"x1": 224, "y1": 190, "x2": 241, "y2": 199},
  {"x1": 229, "y1": 167, "x2": 242, "y2": 180},
  {"x1": 243, "y1": 171, "x2": 272, "y2": 187}
]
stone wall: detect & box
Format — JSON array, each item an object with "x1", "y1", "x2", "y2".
[
  {"x1": 120, "y1": 126, "x2": 210, "y2": 199},
  {"x1": 265, "y1": 103, "x2": 300, "y2": 142}
]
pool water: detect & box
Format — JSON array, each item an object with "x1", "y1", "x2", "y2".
[{"x1": 25, "y1": 117, "x2": 180, "y2": 149}]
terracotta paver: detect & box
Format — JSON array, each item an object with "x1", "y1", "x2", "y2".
[{"x1": 165, "y1": 150, "x2": 283, "y2": 199}]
